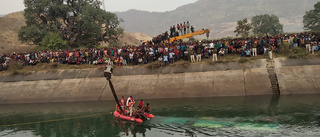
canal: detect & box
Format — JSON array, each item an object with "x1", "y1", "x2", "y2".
[{"x1": 0, "y1": 95, "x2": 319, "y2": 136}]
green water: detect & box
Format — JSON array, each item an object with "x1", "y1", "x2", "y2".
[{"x1": 0, "y1": 95, "x2": 320, "y2": 137}]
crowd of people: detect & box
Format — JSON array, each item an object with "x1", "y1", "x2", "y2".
[
  {"x1": 1, "y1": 32, "x2": 320, "y2": 71},
  {"x1": 116, "y1": 96, "x2": 151, "y2": 119},
  {"x1": 169, "y1": 21, "x2": 193, "y2": 37},
  {"x1": 146, "y1": 21, "x2": 194, "y2": 45}
]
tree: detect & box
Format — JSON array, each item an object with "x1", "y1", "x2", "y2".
[
  {"x1": 19, "y1": 0, "x2": 123, "y2": 48},
  {"x1": 251, "y1": 14, "x2": 283, "y2": 36},
  {"x1": 234, "y1": 18, "x2": 252, "y2": 37},
  {"x1": 303, "y1": 2, "x2": 320, "y2": 31}
]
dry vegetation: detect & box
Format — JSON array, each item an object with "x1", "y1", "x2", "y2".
[
  {"x1": 2, "y1": 61, "x2": 103, "y2": 75},
  {"x1": 0, "y1": 11, "x2": 34, "y2": 53},
  {"x1": 0, "y1": 11, "x2": 152, "y2": 54}
]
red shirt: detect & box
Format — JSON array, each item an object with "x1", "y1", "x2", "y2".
[
  {"x1": 159, "y1": 47, "x2": 164, "y2": 53},
  {"x1": 170, "y1": 45, "x2": 174, "y2": 50},
  {"x1": 138, "y1": 101, "x2": 144, "y2": 108},
  {"x1": 120, "y1": 98, "x2": 125, "y2": 107},
  {"x1": 75, "y1": 51, "x2": 80, "y2": 57},
  {"x1": 174, "y1": 49, "x2": 179, "y2": 55}
]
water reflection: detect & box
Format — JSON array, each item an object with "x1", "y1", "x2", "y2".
[
  {"x1": 112, "y1": 120, "x2": 151, "y2": 137},
  {"x1": 0, "y1": 95, "x2": 319, "y2": 136},
  {"x1": 268, "y1": 94, "x2": 280, "y2": 116}
]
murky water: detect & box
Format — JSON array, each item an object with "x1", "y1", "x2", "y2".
[{"x1": 0, "y1": 95, "x2": 319, "y2": 137}]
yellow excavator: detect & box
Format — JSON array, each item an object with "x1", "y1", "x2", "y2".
[{"x1": 169, "y1": 29, "x2": 210, "y2": 42}]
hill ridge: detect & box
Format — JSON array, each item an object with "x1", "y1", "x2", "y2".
[{"x1": 115, "y1": 0, "x2": 318, "y2": 38}]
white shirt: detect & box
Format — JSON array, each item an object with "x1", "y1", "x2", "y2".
[
  {"x1": 165, "y1": 47, "x2": 168, "y2": 53},
  {"x1": 126, "y1": 98, "x2": 130, "y2": 106},
  {"x1": 129, "y1": 53, "x2": 133, "y2": 59},
  {"x1": 209, "y1": 43, "x2": 214, "y2": 48}
]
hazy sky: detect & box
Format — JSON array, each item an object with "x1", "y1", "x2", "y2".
[{"x1": 0, "y1": 0, "x2": 198, "y2": 15}]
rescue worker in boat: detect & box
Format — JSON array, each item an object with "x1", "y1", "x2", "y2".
[
  {"x1": 138, "y1": 99, "x2": 144, "y2": 109},
  {"x1": 116, "y1": 101, "x2": 121, "y2": 114},
  {"x1": 133, "y1": 107, "x2": 147, "y2": 119},
  {"x1": 120, "y1": 96, "x2": 126, "y2": 112},
  {"x1": 143, "y1": 103, "x2": 151, "y2": 113},
  {"x1": 126, "y1": 96, "x2": 135, "y2": 116}
]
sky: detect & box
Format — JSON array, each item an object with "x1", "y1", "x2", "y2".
[{"x1": 0, "y1": 0, "x2": 198, "y2": 15}]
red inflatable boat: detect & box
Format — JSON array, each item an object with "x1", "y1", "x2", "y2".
[
  {"x1": 144, "y1": 113, "x2": 154, "y2": 118},
  {"x1": 113, "y1": 110, "x2": 154, "y2": 123}
]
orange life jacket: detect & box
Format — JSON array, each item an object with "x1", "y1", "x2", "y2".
[{"x1": 128, "y1": 98, "x2": 135, "y2": 107}]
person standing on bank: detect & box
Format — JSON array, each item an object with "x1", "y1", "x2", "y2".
[
  {"x1": 177, "y1": 24, "x2": 180, "y2": 35},
  {"x1": 183, "y1": 22, "x2": 186, "y2": 35},
  {"x1": 268, "y1": 44, "x2": 273, "y2": 60},
  {"x1": 212, "y1": 47, "x2": 218, "y2": 62},
  {"x1": 186, "y1": 21, "x2": 190, "y2": 34},
  {"x1": 312, "y1": 41, "x2": 316, "y2": 55},
  {"x1": 189, "y1": 49, "x2": 195, "y2": 63},
  {"x1": 196, "y1": 45, "x2": 202, "y2": 62},
  {"x1": 126, "y1": 96, "x2": 135, "y2": 116},
  {"x1": 305, "y1": 37, "x2": 311, "y2": 53},
  {"x1": 180, "y1": 23, "x2": 183, "y2": 35},
  {"x1": 252, "y1": 39, "x2": 258, "y2": 57}
]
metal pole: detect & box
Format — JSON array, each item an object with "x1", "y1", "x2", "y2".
[{"x1": 108, "y1": 79, "x2": 125, "y2": 114}]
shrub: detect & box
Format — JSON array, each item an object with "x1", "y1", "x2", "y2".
[
  {"x1": 277, "y1": 43, "x2": 308, "y2": 58},
  {"x1": 40, "y1": 32, "x2": 68, "y2": 50},
  {"x1": 7, "y1": 61, "x2": 23, "y2": 74}
]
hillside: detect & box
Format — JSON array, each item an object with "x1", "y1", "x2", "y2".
[
  {"x1": 116, "y1": 0, "x2": 318, "y2": 38},
  {"x1": 0, "y1": 11, "x2": 29, "y2": 53},
  {"x1": 0, "y1": 11, "x2": 152, "y2": 53}
]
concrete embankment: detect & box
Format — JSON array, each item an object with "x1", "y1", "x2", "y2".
[
  {"x1": 274, "y1": 58, "x2": 320, "y2": 95},
  {"x1": 0, "y1": 58, "x2": 319, "y2": 104}
]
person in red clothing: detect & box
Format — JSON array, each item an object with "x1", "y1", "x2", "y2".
[
  {"x1": 66, "y1": 50, "x2": 69, "y2": 57},
  {"x1": 138, "y1": 99, "x2": 144, "y2": 109},
  {"x1": 177, "y1": 24, "x2": 180, "y2": 35},
  {"x1": 174, "y1": 48, "x2": 179, "y2": 61},
  {"x1": 120, "y1": 96, "x2": 126, "y2": 111},
  {"x1": 158, "y1": 46, "x2": 164, "y2": 54}
]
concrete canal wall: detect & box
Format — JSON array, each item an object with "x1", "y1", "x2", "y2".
[
  {"x1": 0, "y1": 58, "x2": 319, "y2": 104},
  {"x1": 274, "y1": 58, "x2": 320, "y2": 95}
]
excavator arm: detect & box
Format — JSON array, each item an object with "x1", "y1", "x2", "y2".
[{"x1": 169, "y1": 29, "x2": 210, "y2": 42}]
